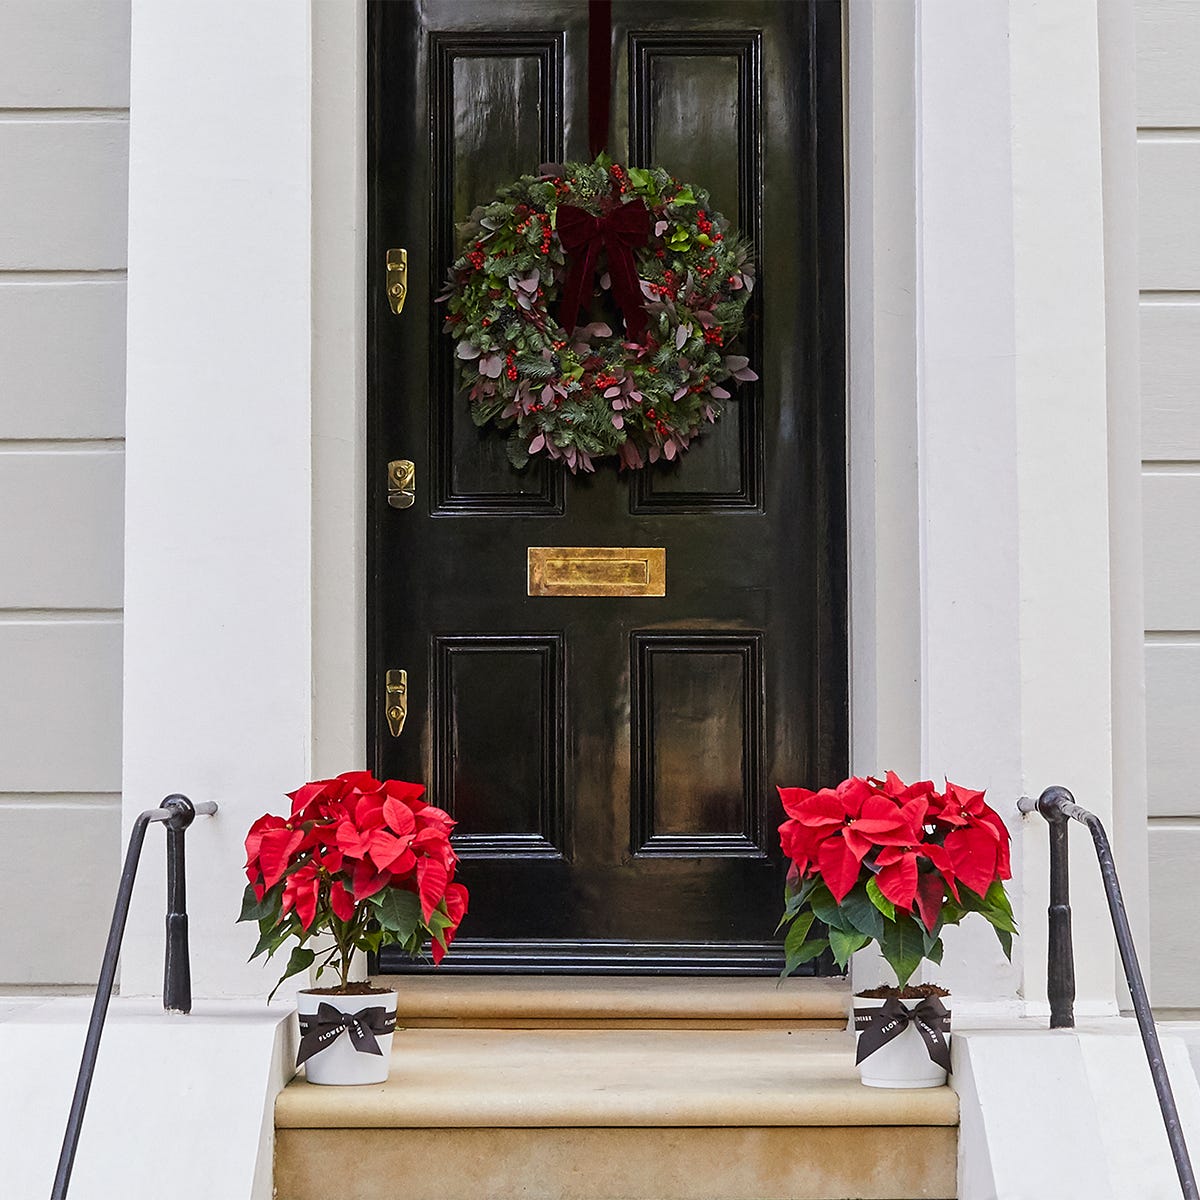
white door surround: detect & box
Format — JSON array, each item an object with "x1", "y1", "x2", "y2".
[{"x1": 121, "y1": 0, "x2": 1135, "y2": 1012}]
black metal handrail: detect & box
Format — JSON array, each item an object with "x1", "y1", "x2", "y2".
[
  {"x1": 51, "y1": 794, "x2": 217, "y2": 1200},
  {"x1": 1020, "y1": 785, "x2": 1197, "y2": 1200}
]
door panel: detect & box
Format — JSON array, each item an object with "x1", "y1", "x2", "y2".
[{"x1": 368, "y1": 0, "x2": 846, "y2": 973}]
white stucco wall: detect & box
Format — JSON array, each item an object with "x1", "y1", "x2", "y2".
[
  {"x1": 0, "y1": 0, "x2": 130, "y2": 986},
  {"x1": 1137, "y1": 0, "x2": 1200, "y2": 1012}
]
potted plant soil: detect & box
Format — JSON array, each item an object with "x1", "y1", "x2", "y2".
[
  {"x1": 776, "y1": 772, "x2": 1016, "y2": 1088},
  {"x1": 238, "y1": 770, "x2": 468, "y2": 1085}
]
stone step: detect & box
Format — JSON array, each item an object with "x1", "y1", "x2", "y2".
[
  {"x1": 274, "y1": 1026, "x2": 958, "y2": 1200},
  {"x1": 375, "y1": 973, "x2": 851, "y2": 1029}
]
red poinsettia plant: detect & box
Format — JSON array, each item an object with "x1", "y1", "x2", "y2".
[
  {"x1": 777, "y1": 773, "x2": 1015, "y2": 987},
  {"x1": 238, "y1": 771, "x2": 468, "y2": 998}
]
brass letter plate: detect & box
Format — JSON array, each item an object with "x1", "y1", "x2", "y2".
[{"x1": 528, "y1": 547, "x2": 666, "y2": 597}]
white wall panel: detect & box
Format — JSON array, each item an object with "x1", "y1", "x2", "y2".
[
  {"x1": 1136, "y1": 0, "x2": 1200, "y2": 126},
  {"x1": 1150, "y1": 822, "x2": 1200, "y2": 1007},
  {"x1": 0, "y1": 450, "x2": 123, "y2": 608},
  {"x1": 1143, "y1": 472, "x2": 1200, "y2": 628},
  {"x1": 1142, "y1": 302, "x2": 1200, "y2": 459},
  {"x1": 1145, "y1": 642, "x2": 1200, "y2": 816},
  {"x1": 0, "y1": 620, "x2": 122, "y2": 792},
  {"x1": 0, "y1": 1, "x2": 130, "y2": 109},
  {"x1": 0, "y1": 281, "x2": 126, "y2": 439},
  {"x1": 1138, "y1": 138, "x2": 1200, "y2": 289},
  {"x1": 0, "y1": 800, "x2": 119, "y2": 984},
  {"x1": 0, "y1": 120, "x2": 128, "y2": 269}
]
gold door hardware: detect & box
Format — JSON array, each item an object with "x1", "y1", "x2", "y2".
[
  {"x1": 387, "y1": 459, "x2": 416, "y2": 509},
  {"x1": 386, "y1": 249, "x2": 408, "y2": 315},
  {"x1": 528, "y1": 547, "x2": 666, "y2": 597},
  {"x1": 385, "y1": 669, "x2": 408, "y2": 737}
]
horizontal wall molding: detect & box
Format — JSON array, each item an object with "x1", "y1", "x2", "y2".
[
  {"x1": 0, "y1": 109, "x2": 127, "y2": 122},
  {"x1": 0, "y1": 269, "x2": 126, "y2": 281},
  {"x1": 1140, "y1": 290, "x2": 1200, "y2": 302},
  {"x1": 0, "y1": 794, "x2": 120, "y2": 810},
  {"x1": 0, "y1": 439, "x2": 124, "y2": 452}
]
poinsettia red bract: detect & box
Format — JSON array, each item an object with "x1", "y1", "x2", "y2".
[
  {"x1": 240, "y1": 770, "x2": 469, "y2": 997},
  {"x1": 775, "y1": 772, "x2": 1016, "y2": 988}
]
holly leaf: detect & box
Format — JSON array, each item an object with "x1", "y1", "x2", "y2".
[{"x1": 829, "y1": 926, "x2": 871, "y2": 968}]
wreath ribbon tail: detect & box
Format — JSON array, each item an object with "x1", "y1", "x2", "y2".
[{"x1": 557, "y1": 207, "x2": 602, "y2": 334}]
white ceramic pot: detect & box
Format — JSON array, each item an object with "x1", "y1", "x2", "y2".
[
  {"x1": 296, "y1": 989, "x2": 398, "y2": 1086},
  {"x1": 852, "y1": 994, "x2": 951, "y2": 1089}
]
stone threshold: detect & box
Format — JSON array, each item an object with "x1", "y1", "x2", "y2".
[
  {"x1": 373, "y1": 973, "x2": 850, "y2": 1027},
  {"x1": 275, "y1": 1026, "x2": 958, "y2": 1130}
]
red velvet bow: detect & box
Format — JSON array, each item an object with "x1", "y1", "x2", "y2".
[{"x1": 556, "y1": 199, "x2": 651, "y2": 340}]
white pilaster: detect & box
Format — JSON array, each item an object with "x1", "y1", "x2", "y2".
[
  {"x1": 913, "y1": 0, "x2": 1116, "y2": 1011},
  {"x1": 122, "y1": 0, "x2": 315, "y2": 995}
]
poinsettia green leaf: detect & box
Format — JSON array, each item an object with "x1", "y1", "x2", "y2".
[
  {"x1": 810, "y1": 888, "x2": 852, "y2": 931},
  {"x1": 239, "y1": 882, "x2": 282, "y2": 924},
  {"x1": 829, "y1": 926, "x2": 871, "y2": 968},
  {"x1": 783, "y1": 910, "x2": 816, "y2": 959},
  {"x1": 268, "y1": 946, "x2": 315, "y2": 1004},
  {"x1": 879, "y1": 915, "x2": 926, "y2": 988},
  {"x1": 370, "y1": 888, "x2": 422, "y2": 941},
  {"x1": 925, "y1": 936, "x2": 944, "y2": 966},
  {"x1": 836, "y1": 885, "x2": 886, "y2": 942},
  {"x1": 995, "y1": 926, "x2": 1014, "y2": 960},
  {"x1": 866, "y1": 877, "x2": 895, "y2": 921},
  {"x1": 785, "y1": 938, "x2": 829, "y2": 977},
  {"x1": 921, "y1": 915, "x2": 945, "y2": 954},
  {"x1": 250, "y1": 915, "x2": 300, "y2": 963}
]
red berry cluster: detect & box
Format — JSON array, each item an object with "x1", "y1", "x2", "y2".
[
  {"x1": 703, "y1": 326, "x2": 724, "y2": 347},
  {"x1": 609, "y1": 163, "x2": 629, "y2": 195}
]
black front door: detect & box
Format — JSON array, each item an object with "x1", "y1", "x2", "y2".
[{"x1": 368, "y1": 0, "x2": 845, "y2": 973}]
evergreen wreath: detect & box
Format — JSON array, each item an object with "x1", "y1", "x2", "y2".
[{"x1": 439, "y1": 155, "x2": 757, "y2": 473}]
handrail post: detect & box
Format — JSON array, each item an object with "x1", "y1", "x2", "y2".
[
  {"x1": 162, "y1": 794, "x2": 197, "y2": 1013},
  {"x1": 1042, "y1": 785, "x2": 1076, "y2": 1029}
]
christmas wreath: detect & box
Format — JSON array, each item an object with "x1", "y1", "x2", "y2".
[{"x1": 439, "y1": 155, "x2": 757, "y2": 472}]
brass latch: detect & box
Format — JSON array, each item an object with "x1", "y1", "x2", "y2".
[
  {"x1": 385, "y1": 669, "x2": 408, "y2": 737},
  {"x1": 387, "y1": 459, "x2": 415, "y2": 509},
  {"x1": 386, "y1": 249, "x2": 408, "y2": 315}
]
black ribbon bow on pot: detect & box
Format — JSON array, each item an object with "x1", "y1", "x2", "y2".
[
  {"x1": 556, "y1": 199, "x2": 651, "y2": 340},
  {"x1": 852, "y1": 996, "x2": 952, "y2": 1073},
  {"x1": 295, "y1": 1002, "x2": 398, "y2": 1067}
]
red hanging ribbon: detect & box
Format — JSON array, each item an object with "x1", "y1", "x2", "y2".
[
  {"x1": 588, "y1": 0, "x2": 612, "y2": 159},
  {"x1": 556, "y1": 200, "x2": 651, "y2": 340}
]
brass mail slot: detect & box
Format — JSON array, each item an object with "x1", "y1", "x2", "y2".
[{"x1": 528, "y1": 547, "x2": 666, "y2": 597}]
